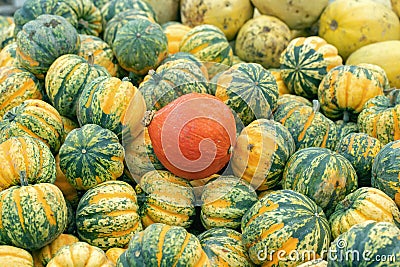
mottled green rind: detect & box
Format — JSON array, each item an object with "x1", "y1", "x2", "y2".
[
  {"x1": 198, "y1": 227, "x2": 254, "y2": 267},
  {"x1": 241, "y1": 189, "x2": 331, "y2": 266},
  {"x1": 371, "y1": 140, "x2": 400, "y2": 207},
  {"x1": 161, "y1": 52, "x2": 206, "y2": 73},
  {"x1": 76, "y1": 180, "x2": 142, "y2": 249},
  {"x1": 327, "y1": 221, "x2": 400, "y2": 267},
  {"x1": 0, "y1": 183, "x2": 67, "y2": 250},
  {"x1": 282, "y1": 147, "x2": 358, "y2": 216},
  {"x1": 335, "y1": 120, "x2": 358, "y2": 141},
  {"x1": 59, "y1": 124, "x2": 125, "y2": 190}
]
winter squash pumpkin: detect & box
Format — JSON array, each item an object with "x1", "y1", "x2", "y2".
[
  {"x1": 336, "y1": 133, "x2": 382, "y2": 186},
  {"x1": 162, "y1": 22, "x2": 191, "y2": 54},
  {"x1": 116, "y1": 223, "x2": 211, "y2": 266},
  {"x1": 160, "y1": 52, "x2": 209, "y2": 79},
  {"x1": 180, "y1": 0, "x2": 253, "y2": 41},
  {"x1": 0, "y1": 42, "x2": 19, "y2": 67},
  {"x1": 0, "y1": 177, "x2": 68, "y2": 250},
  {"x1": 112, "y1": 18, "x2": 168, "y2": 75},
  {"x1": 0, "y1": 245, "x2": 33, "y2": 267},
  {"x1": 47, "y1": 242, "x2": 114, "y2": 267},
  {"x1": 269, "y1": 69, "x2": 290, "y2": 96},
  {"x1": 275, "y1": 93, "x2": 312, "y2": 110},
  {"x1": 231, "y1": 119, "x2": 295, "y2": 191},
  {"x1": 61, "y1": 116, "x2": 79, "y2": 137},
  {"x1": 106, "y1": 248, "x2": 126, "y2": 265},
  {"x1": 198, "y1": 227, "x2": 254, "y2": 267},
  {"x1": 212, "y1": 62, "x2": 279, "y2": 126},
  {"x1": 318, "y1": 65, "x2": 385, "y2": 121},
  {"x1": 335, "y1": 111, "x2": 359, "y2": 141},
  {"x1": 45, "y1": 54, "x2": 110, "y2": 119},
  {"x1": 76, "y1": 181, "x2": 142, "y2": 249},
  {"x1": 59, "y1": 124, "x2": 125, "y2": 190},
  {"x1": 16, "y1": 14, "x2": 80, "y2": 79},
  {"x1": 318, "y1": 0, "x2": 400, "y2": 59},
  {"x1": 329, "y1": 187, "x2": 400, "y2": 239},
  {"x1": 200, "y1": 176, "x2": 257, "y2": 229},
  {"x1": 235, "y1": 15, "x2": 291, "y2": 69},
  {"x1": 280, "y1": 36, "x2": 343, "y2": 99},
  {"x1": 0, "y1": 23, "x2": 14, "y2": 51},
  {"x1": 137, "y1": 170, "x2": 196, "y2": 228},
  {"x1": 146, "y1": 93, "x2": 236, "y2": 180},
  {"x1": 241, "y1": 189, "x2": 331, "y2": 266},
  {"x1": 372, "y1": 140, "x2": 400, "y2": 208},
  {"x1": 0, "y1": 66, "x2": 42, "y2": 118},
  {"x1": 0, "y1": 99, "x2": 64, "y2": 154}
]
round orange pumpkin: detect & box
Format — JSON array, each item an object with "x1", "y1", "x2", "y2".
[{"x1": 146, "y1": 93, "x2": 236, "y2": 180}]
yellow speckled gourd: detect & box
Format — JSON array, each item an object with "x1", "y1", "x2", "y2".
[
  {"x1": 0, "y1": 42, "x2": 18, "y2": 67},
  {"x1": 162, "y1": 22, "x2": 192, "y2": 54},
  {"x1": 106, "y1": 248, "x2": 126, "y2": 265},
  {"x1": 0, "y1": 245, "x2": 33, "y2": 267}
]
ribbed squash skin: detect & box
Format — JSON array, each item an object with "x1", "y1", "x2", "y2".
[
  {"x1": 179, "y1": 24, "x2": 233, "y2": 78},
  {"x1": 0, "y1": 99, "x2": 64, "y2": 154},
  {"x1": 241, "y1": 190, "x2": 331, "y2": 266},
  {"x1": 59, "y1": 124, "x2": 125, "y2": 190},
  {"x1": 336, "y1": 133, "x2": 382, "y2": 186},
  {"x1": 47, "y1": 242, "x2": 113, "y2": 267},
  {"x1": 335, "y1": 119, "x2": 358, "y2": 141},
  {"x1": 200, "y1": 176, "x2": 257, "y2": 230},
  {"x1": 139, "y1": 60, "x2": 209, "y2": 111},
  {"x1": 329, "y1": 187, "x2": 400, "y2": 239},
  {"x1": 76, "y1": 181, "x2": 142, "y2": 249},
  {"x1": 358, "y1": 94, "x2": 400, "y2": 145},
  {"x1": 0, "y1": 66, "x2": 42, "y2": 118},
  {"x1": 275, "y1": 94, "x2": 312, "y2": 109},
  {"x1": 16, "y1": 15, "x2": 80, "y2": 79},
  {"x1": 198, "y1": 227, "x2": 254, "y2": 267},
  {"x1": 162, "y1": 22, "x2": 191, "y2": 54},
  {"x1": 327, "y1": 221, "x2": 400, "y2": 266},
  {"x1": 280, "y1": 36, "x2": 343, "y2": 99},
  {"x1": 0, "y1": 245, "x2": 33, "y2": 267},
  {"x1": 0, "y1": 42, "x2": 19, "y2": 67},
  {"x1": 78, "y1": 34, "x2": 119, "y2": 77},
  {"x1": 32, "y1": 234, "x2": 79, "y2": 267},
  {"x1": 54, "y1": 154, "x2": 79, "y2": 207},
  {"x1": 269, "y1": 69, "x2": 290, "y2": 96},
  {"x1": 113, "y1": 18, "x2": 167, "y2": 75},
  {"x1": 283, "y1": 147, "x2": 358, "y2": 216},
  {"x1": 372, "y1": 140, "x2": 400, "y2": 208},
  {"x1": 77, "y1": 76, "x2": 144, "y2": 140},
  {"x1": 161, "y1": 52, "x2": 209, "y2": 79},
  {"x1": 103, "y1": 9, "x2": 156, "y2": 47},
  {"x1": 45, "y1": 54, "x2": 110, "y2": 118},
  {"x1": 274, "y1": 101, "x2": 338, "y2": 150},
  {"x1": 61, "y1": 116, "x2": 79, "y2": 137},
  {"x1": 0, "y1": 136, "x2": 55, "y2": 191},
  {"x1": 0, "y1": 183, "x2": 68, "y2": 250},
  {"x1": 70, "y1": 0, "x2": 103, "y2": 36},
  {"x1": 0, "y1": 23, "x2": 15, "y2": 51},
  {"x1": 116, "y1": 223, "x2": 211, "y2": 267},
  {"x1": 212, "y1": 63, "x2": 279, "y2": 126},
  {"x1": 318, "y1": 65, "x2": 385, "y2": 120},
  {"x1": 106, "y1": 248, "x2": 126, "y2": 265},
  {"x1": 137, "y1": 170, "x2": 196, "y2": 228}
]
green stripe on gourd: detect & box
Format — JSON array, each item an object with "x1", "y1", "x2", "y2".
[
  {"x1": 200, "y1": 176, "x2": 258, "y2": 230},
  {"x1": 76, "y1": 180, "x2": 142, "y2": 250},
  {"x1": 371, "y1": 140, "x2": 400, "y2": 208},
  {"x1": 335, "y1": 111, "x2": 359, "y2": 141},
  {"x1": 0, "y1": 42, "x2": 19, "y2": 68},
  {"x1": 212, "y1": 63, "x2": 279, "y2": 126},
  {"x1": 241, "y1": 189, "x2": 331, "y2": 266},
  {"x1": 59, "y1": 124, "x2": 125, "y2": 190},
  {"x1": 66, "y1": 0, "x2": 103, "y2": 36},
  {"x1": 275, "y1": 94, "x2": 312, "y2": 110},
  {"x1": 45, "y1": 54, "x2": 110, "y2": 119},
  {"x1": 198, "y1": 227, "x2": 254, "y2": 267},
  {"x1": 161, "y1": 52, "x2": 209, "y2": 79},
  {"x1": 336, "y1": 133, "x2": 382, "y2": 187},
  {"x1": 112, "y1": 18, "x2": 168, "y2": 75},
  {"x1": 282, "y1": 147, "x2": 358, "y2": 216}
]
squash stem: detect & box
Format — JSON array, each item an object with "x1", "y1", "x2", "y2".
[
  {"x1": 390, "y1": 90, "x2": 400, "y2": 106},
  {"x1": 312, "y1": 100, "x2": 320, "y2": 113},
  {"x1": 88, "y1": 52, "x2": 94, "y2": 66},
  {"x1": 343, "y1": 111, "x2": 350, "y2": 123},
  {"x1": 19, "y1": 171, "x2": 28, "y2": 186},
  {"x1": 149, "y1": 69, "x2": 162, "y2": 83}
]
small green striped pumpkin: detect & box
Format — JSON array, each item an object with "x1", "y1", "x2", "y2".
[
  {"x1": 0, "y1": 99, "x2": 64, "y2": 154},
  {"x1": 211, "y1": 62, "x2": 279, "y2": 126},
  {"x1": 327, "y1": 221, "x2": 400, "y2": 266},
  {"x1": 336, "y1": 133, "x2": 382, "y2": 187},
  {"x1": 241, "y1": 189, "x2": 331, "y2": 266},
  {"x1": 280, "y1": 36, "x2": 343, "y2": 99},
  {"x1": 0, "y1": 42, "x2": 19, "y2": 67},
  {"x1": 59, "y1": 124, "x2": 125, "y2": 190},
  {"x1": 329, "y1": 187, "x2": 400, "y2": 239},
  {"x1": 0, "y1": 136, "x2": 55, "y2": 191},
  {"x1": 283, "y1": 147, "x2": 358, "y2": 216},
  {"x1": 200, "y1": 176, "x2": 257, "y2": 230},
  {"x1": 160, "y1": 52, "x2": 208, "y2": 79},
  {"x1": 76, "y1": 180, "x2": 142, "y2": 250},
  {"x1": 0, "y1": 66, "x2": 42, "y2": 118},
  {"x1": 372, "y1": 140, "x2": 400, "y2": 208},
  {"x1": 112, "y1": 18, "x2": 168, "y2": 75},
  {"x1": 0, "y1": 180, "x2": 68, "y2": 250},
  {"x1": 274, "y1": 93, "x2": 312, "y2": 111},
  {"x1": 137, "y1": 170, "x2": 196, "y2": 228},
  {"x1": 16, "y1": 14, "x2": 80, "y2": 79},
  {"x1": 197, "y1": 227, "x2": 254, "y2": 267},
  {"x1": 116, "y1": 223, "x2": 211, "y2": 266},
  {"x1": 45, "y1": 54, "x2": 110, "y2": 119},
  {"x1": 335, "y1": 111, "x2": 359, "y2": 141}
]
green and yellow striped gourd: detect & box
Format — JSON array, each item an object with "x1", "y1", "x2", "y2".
[{"x1": 0, "y1": 42, "x2": 19, "y2": 67}]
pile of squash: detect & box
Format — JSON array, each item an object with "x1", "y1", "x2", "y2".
[{"x1": 0, "y1": 0, "x2": 399, "y2": 266}]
